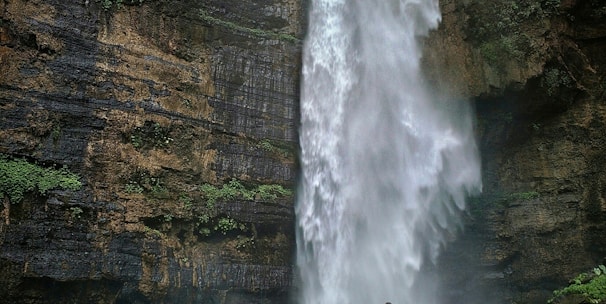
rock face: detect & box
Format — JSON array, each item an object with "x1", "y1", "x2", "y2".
[
  {"x1": 423, "y1": 0, "x2": 606, "y2": 303},
  {"x1": 0, "y1": 0, "x2": 303, "y2": 302},
  {"x1": 2, "y1": 0, "x2": 605, "y2": 303}
]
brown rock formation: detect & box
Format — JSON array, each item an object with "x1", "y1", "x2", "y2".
[
  {"x1": 2, "y1": 0, "x2": 605, "y2": 303},
  {"x1": 424, "y1": 0, "x2": 606, "y2": 303},
  {"x1": 0, "y1": 0, "x2": 302, "y2": 302}
]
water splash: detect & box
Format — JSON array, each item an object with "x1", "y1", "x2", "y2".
[{"x1": 296, "y1": 0, "x2": 482, "y2": 303}]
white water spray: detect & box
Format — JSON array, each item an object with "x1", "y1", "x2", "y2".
[{"x1": 296, "y1": 0, "x2": 482, "y2": 303}]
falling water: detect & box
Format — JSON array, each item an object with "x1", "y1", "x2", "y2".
[{"x1": 296, "y1": 0, "x2": 482, "y2": 303}]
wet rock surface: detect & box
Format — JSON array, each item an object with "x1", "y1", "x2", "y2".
[
  {"x1": 2, "y1": 0, "x2": 606, "y2": 303},
  {"x1": 0, "y1": 0, "x2": 302, "y2": 302},
  {"x1": 424, "y1": 0, "x2": 606, "y2": 303}
]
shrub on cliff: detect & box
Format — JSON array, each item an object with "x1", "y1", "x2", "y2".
[
  {"x1": 199, "y1": 179, "x2": 292, "y2": 203},
  {"x1": 0, "y1": 154, "x2": 81, "y2": 203},
  {"x1": 549, "y1": 265, "x2": 606, "y2": 304}
]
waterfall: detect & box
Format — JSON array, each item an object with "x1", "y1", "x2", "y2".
[{"x1": 295, "y1": 0, "x2": 482, "y2": 303}]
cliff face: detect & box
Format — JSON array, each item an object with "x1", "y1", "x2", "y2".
[
  {"x1": 0, "y1": 0, "x2": 302, "y2": 302},
  {"x1": 424, "y1": 0, "x2": 606, "y2": 302},
  {"x1": 2, "y1": 0, "x2": 605, "y2": 303}
]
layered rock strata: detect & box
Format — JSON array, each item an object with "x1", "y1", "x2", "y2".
[
  {"x1": 424, "y1": 0, "x2": 606, "y2": 302},
  {"x1": 0, "y1": 0, "x2": 303, "y2": 302}
]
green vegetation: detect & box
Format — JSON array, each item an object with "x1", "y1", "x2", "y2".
[
  {"x1": 122, "y1": 174, "x2": 291, "y2": 240},
  {"x1": 468, "y1": 0, "x2": 560, "y2": 66},
  {"x1": 179, "y1": 193, "x2": 193, "y2": 210},
  {"x1": 199, "y1": 9, "x2": 298, "y2": 43},
  {"x1": 51, "y1": 125, "x2": 61, "y2": 142},
  {"x1": 197, "y1": 213, "x2": 212, "y2": 237},
  {"x1": 130, "y1": 121, "x2": 173, "y2": 150},
  {"x1": 199, "y1": 179, "x2": 245, "y2": 204},
  {"x1": 97, "y1": 0, "x2": 144, "y2": 11},
  {"x1": 97, "y1": 0, "x2": 123, "y2": 10},
  {"x1": 0, "y1": 154, "x2": 82, "y2": 203},
  {"x1": 123, "y1": 170, "x2": 168, "y2": 198},
  {"x1": 124, "y1": 180, "x2": 144, "y2": 194},
  {"x1": 471, "y1": 1, "x2": 559, "y2": 41},
  {"x1": 143, "y1": 225, "x2": 163, "y2": 238},
  {"x1": 199, "y1": 178, "x2": 293, "y2": 203},
  {"x1": 69, "y1": 206, "x2": 83, "y2": 219},
  {"x1": 195, "y1": 213, "x2": 247, "y2": 237},
  {"x1": 214, "y1": 217, "x2": 246, "y2": 235},
  {"x1": 549, "y1": 265, "x2": 606, "y2": 304},
  {"x1": 257, "y1": 139, "x2": 295, "y2": 158},
  {"x1": 257, "y1": 184, "x2": 293, "y2": 200},
  {"x1": 195, "y1": 196, "x2": 219, "y2": 237},
  {"x1": 258, "y1": 140, "x2": 277, "y2": 153},
  {"x1": 235, "y1": 235, "x2": 255, "y2": 250},
  {"x1": 195, "y1": 179, "x2": 291, "y2": 238},
  {"x1": 257, "y1": 139, "x2": 278, "y2": 152},
  {"x1": 149, "y1": 177, "x2": 169, "y2": 198},
  {"x1": 130, "y1": 134, "x2": 143, "y2": 149}
]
